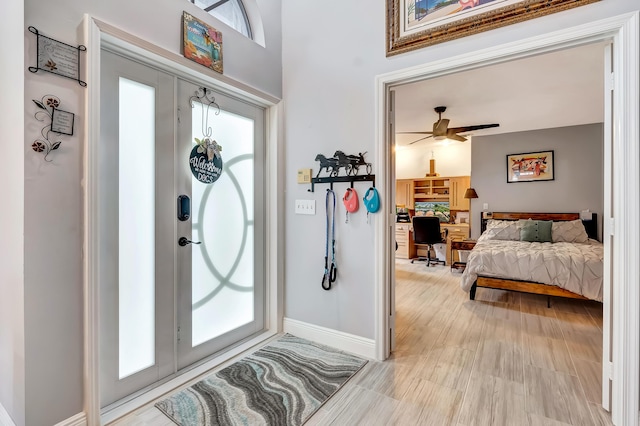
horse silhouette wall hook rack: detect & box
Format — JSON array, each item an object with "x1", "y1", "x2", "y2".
[
  {"x1": 308, "y1": 174, "x2": 376, "y2": 193},
  {"x1": 309, "y1": 151, "x2": 374, "y2": 192}
]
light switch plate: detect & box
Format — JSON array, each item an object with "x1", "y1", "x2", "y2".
[
  {"x1": 295, "y1": 199, "x2": 315, "y2": 215},
  {"x1": 297, "y1": 168, "x2": 312, "y2": 184}
]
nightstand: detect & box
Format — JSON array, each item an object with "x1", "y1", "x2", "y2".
[{"x1": 450, "y1": 240, "x2": 476, "y2": 271}]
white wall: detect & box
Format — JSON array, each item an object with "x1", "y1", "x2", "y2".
[
  {"x1": 21, "y1": 1, "x2": 282, "y2": 425},
  {"x1": 281, "y1": 0, "x2": 639, "y2": 340},
  {"x1": 0, "y1": 0, "x2": 25, "y2": 424},
  {"x1": 470, "y1": 124, "x2": 604, "y2": 239},
  {"x1": 396, "y1": 140, "x2": 471, "y2": 179}
]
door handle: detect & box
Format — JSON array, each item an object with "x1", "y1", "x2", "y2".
[{"x1": 178, "y1": 237, "x2": 201, "y2": 246}]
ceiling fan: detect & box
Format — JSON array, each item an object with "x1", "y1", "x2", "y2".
[{"x1": 399, "y1": 106, "x2": 499, "y2": 144}]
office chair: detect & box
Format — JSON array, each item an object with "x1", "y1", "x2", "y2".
[{"x1": 411, "y1": 216, "x2": 447, "y2": 267}]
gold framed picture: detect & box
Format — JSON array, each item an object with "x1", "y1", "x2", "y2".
[{"x1": 386, "y1": 0, "x2": 599, "y2": 56}]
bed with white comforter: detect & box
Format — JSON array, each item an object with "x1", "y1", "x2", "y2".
[{"x1": 460, "y1": 236, "x2": 604, "y2": 302}]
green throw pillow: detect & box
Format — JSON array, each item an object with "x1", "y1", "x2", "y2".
[{"x1": 520, "y1": 220, "x2": 553, "y2": 243}]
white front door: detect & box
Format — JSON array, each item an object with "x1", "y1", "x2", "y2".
[
  {"x1": 175, "y1": 79, "x2": 266, "y2": 369},
  {"x1": 99, "y1": 50, "x2": 266, "y2": 407}
]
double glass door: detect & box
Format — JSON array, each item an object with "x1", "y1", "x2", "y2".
[{"x1": 99, "y1": 50, "x2": 265, "y2": 407}]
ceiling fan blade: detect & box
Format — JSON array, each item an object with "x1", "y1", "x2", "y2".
[
  {"x1": 409, "y1": 135, "x2": 434, "y2": 144},
  {"x1": 396, "y1": 131, "x2": 434, "y2": 135},
  {"x1": 447, "y1": 123, "x2": 499, "y2": 133},
  {"x1": 434, "y1": 118, "x2": 449, "y2": 135},
  {"x1": 447, "y1": 133, "x2": 467, "y2": 142}
]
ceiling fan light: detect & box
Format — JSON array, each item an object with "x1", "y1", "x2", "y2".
[{"x1": 433, "y1": 135, "x2": 447, "y2": 141}]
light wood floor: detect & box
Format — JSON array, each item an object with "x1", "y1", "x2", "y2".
[{"x1": 113, "y1": 260, "x2": 612, "y2": 425}]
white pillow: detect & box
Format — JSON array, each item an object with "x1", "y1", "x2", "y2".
[
  {"x1": 552, "y1": 219, "x2": 589, "y2": 243},
  {"x1": 482, "y1": 219, "x2": 520, "y2": 241}
]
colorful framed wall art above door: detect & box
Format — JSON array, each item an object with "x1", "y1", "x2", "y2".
[
  {"x1": 182, "y1": 11, "x2": 223, "y2": 74},
  {"x1": 386, "y1": 0, "x2": 600, "y2": 56}
]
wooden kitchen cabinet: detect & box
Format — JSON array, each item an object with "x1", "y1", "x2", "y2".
[
  {"x1": 412, "y1": 177, "x2": 450, "y2": 203},
  {"x1": 395, "y1": 179, "x2": 414, "y2": 209},
  {"x1": 395, "y1": 176, "x2": 470, "y2": 211},
  {"x1": 449, "y1": 176, "x2": 471, "y2": 210}
]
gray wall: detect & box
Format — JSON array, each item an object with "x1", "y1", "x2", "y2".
[
  {"x1": 0, "y1": 0, "x2": 25, "y2": 424},
  {"x1": 281, "y1": 1, "x2": 637, "y2": 340},
  {"x1": 17, "y1": 1, "x2": 282, "y2": 425},
  {"x1": 470, "y1": 124, "x2": 604, "y2": 240}
]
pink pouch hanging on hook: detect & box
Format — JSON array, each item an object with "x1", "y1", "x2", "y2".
[{"x1": 343, "y1": 188, "x2": 359, "y2": 223}]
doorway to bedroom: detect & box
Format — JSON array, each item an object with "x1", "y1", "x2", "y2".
[{"x1": 388, "y1": 41, "x2": 612, "y2": 424}]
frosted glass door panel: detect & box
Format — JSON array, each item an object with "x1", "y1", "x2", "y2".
[
  {"x1": 118, "y1": 78, "x2": 156, "y2": 378},
  {"x1": 100, "y1": 50, "x2": 175, "y2": 407},
  {"x1": 191, "y1": 103, "x2": 255, "y2": 346}
]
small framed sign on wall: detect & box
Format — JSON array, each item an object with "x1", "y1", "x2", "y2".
[
  {"x1": 506, "y1": 150, "x2": 554, "y2": 183},
  {"x1": 28, "y1": 26, "x2": 87, "y2": 87},
  {"x1": 51, "y1": 108, "x2": 75, "y2": 135}
]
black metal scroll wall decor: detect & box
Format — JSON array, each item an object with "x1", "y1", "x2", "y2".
[
  {"x1": 309, "y1": 151, "x2": 375, "y2": 192},
  {"x1": 28, "y1": 26, "x2": 87, "y2": 87},
  {"x1": 32, "y1": 95, "x2": 75, "y2": 162},
  {"x1": 188, "y1": 87, "x2": 223, "y2": 184}
]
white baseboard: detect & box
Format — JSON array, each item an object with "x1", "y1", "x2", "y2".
[
  {"x1": 282, "y1": 318, "x2": 376, "y2": 359},
  {"x1": 54, "y1": 412, "x2": 86, "y2": 426},
  {"x1": 0, "y1": 404, "x2": 15, "y2": 426}
]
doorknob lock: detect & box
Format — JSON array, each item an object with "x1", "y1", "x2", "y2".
[{"x1": 178, "y1": 237, "x2": 201, "y2": 246}]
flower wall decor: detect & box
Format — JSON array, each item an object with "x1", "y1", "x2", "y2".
[{"x1": 32, "y1": 95, "x2": 75, "y2": 162}]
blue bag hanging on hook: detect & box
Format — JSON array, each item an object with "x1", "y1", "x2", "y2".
[{"x1": 363, "y1": 187, "x2": 380, "y2": 222}]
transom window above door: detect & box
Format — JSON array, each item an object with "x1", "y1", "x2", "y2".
[{"x1": 190, "y1": 0, "x2": 252, "y2": 39}]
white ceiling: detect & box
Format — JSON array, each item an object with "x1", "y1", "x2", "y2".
[{"x1": 393, "y1": 43, "x2": 605, "y2": 147}]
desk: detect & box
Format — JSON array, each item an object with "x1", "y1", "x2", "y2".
[{"x1": 450, "y1": 240, "x2": 476, "y2": 271}]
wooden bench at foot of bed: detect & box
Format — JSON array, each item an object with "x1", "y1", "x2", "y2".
[{"x1": 470, "y1": 276, "x2": 589, "y2": 306}]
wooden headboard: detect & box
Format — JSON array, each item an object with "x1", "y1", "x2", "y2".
[{"x1": 480, "y1": 212, "x2": 598, "y2": 241}]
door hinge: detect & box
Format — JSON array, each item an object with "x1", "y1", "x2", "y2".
[
  {"x1": 177, "y1": 106, "x2": 182, "y2": 124},
  {"x1": 609, "y1": 72, "x2": 614, "y2": 91},
  {"x1": 606, "y1": 217, "x2": 614, "y2": 236},
  {"x1": 177, "y1": 326, "x2": 181, "y2": 342},
  {"x1": 606, "y1": 72, "x2": 614, "y2": 92},
  {"x1": 606, "y1": 361, "x2": 613, "y2": 381}
]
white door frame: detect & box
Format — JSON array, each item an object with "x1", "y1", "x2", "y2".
[
  {"x1": 374, "y1": 12, "x2": 639, "y2": 426},
  {"x1": 82, "y1": 15, "x2": 284, "y2": 425}
]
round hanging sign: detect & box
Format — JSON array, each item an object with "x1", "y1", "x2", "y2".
[{"x1": 189, "y1": 137, "x2": 223, "y2": 184}]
